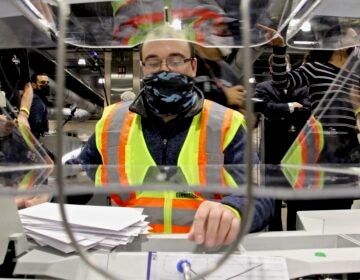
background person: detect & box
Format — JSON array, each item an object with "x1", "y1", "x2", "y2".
[
  {"x1": 258, "y1": 24, "x2": 360, "y2": 229},
  {"x1": 28, "y1": 72, "x2": 50, "y2": 139},
  {"x1": 255, "y1": 54, "x2": 310, "y2": 230}
]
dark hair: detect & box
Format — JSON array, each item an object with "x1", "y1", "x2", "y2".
[
  {"x1": 307, "y1": 50, "x2": 334, "y2": 63},
  {"x1": 31, "y1": 72, "x2": 48, "y2": 83}
]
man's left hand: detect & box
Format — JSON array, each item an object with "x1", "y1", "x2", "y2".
[{"x1": 188, "y1": 201, "x2": 240, "y2": 248}]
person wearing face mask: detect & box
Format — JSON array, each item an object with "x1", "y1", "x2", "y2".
[
  {"x1": 258, "y1": 24, "x2": 360, "y2": 230},
  {"x1": 254, "y1": 54, "x2": 311, "y2": 231},
  {"x1": 28, "y1": 72, "x2": 50, "y2": 140},
  {"x1": 71, "y1": 26, "x2": 274, "y2": 248}
]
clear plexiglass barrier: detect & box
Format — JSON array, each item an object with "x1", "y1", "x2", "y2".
[{"x1": 0, "y1": 1, "x2": 359, "y2": 280}]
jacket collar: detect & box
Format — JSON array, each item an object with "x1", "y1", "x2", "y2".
[{"x1": 129, "y1": 86, "x2": 205, "y2": 121}]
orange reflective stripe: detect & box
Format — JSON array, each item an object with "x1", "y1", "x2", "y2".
[
  {"x1": 221, "y1": 109, "x2": 233, "y2": 187},
  {"x1": 100, "y1": 104, "x2": 121, "y2": 184},
  {"x1": 110, "y1": 194, "x2": 127, "y2": 206},
  {"x1": 221, "y1": 108, "x2": 232, "y2": 150},
  {"x1": 111, "y1": 193, "x2": 136, "y2": 206},
  {"x1": 296, "y1": 131, "x2": 306, "y2": 189},
  {"x1": 198, "y1": 101, "x2": 210, "y2": 185},
  {"x1": 172, "y1": 198, "x2": 203, "y2": 209},
  {"x1": 125, "y1": 197, "x2": 202, "y2": 209},
  {"x1": 310, "y1": 117, "x2": 321, "y2": 162},
  {"x1": 118, "y1": 112, "x2": 135, "y2": 185},
  {"x1": 126, "y1": 197, "x2": 165, "y2": 207},
  {"x1": 295, "y1": 117, "x2": 322, "y2": 189},
  {"x1": 149, "y1": 224, "x2": 191, "y2": 233},
  {"x1": 299, "y1": 130, "x2": 307, "y2": 164},
  {"x1": 313, "y1": 170, "x2": 321, "y2": 189}
]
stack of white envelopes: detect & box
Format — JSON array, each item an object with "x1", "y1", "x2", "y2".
[{"x1": 19, "y1": 203, "x2": 150, "y2": 253}]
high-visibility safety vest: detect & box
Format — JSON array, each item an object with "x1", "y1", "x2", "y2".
[
  {"x1": 281, "y1": 116, "x2": 325, "y2": 189},
  {"x1": 94, "y1": 100, "x2": 246, "y2": 233}
]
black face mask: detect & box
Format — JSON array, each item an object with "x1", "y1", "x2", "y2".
[
  {"x1": 35, "y1": 85, "x2": 50, "y2": 97},
  {"x1": 142, "y1": 71, "x2": 198, "y2": 117}
]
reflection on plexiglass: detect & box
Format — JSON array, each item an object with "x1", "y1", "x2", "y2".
[{"x1": 0, "y1": 1, "x2": 359, "y2": 280}]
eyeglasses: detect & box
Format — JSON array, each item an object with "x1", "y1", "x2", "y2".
[{"x1": 141, "y1": 55, "x2": 193, "y2": 71}]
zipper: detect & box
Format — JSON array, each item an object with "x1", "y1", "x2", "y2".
[
  {"x1": 161, "y1": 137, "x2": 172, "y2": 232},
  {"x1": 161, "y1": 138, "x2": 168, "y2": 165}
]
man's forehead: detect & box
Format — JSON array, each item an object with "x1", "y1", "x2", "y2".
[
  {"x1": 37, "y1": 75, "x2": 48, "y2": 82},
  {"x1": 142, "y1": 40, "x2": 191, "y2": 57}
]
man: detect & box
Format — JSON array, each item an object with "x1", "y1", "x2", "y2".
[
  {"x1": 29, "y1": 73, "x2": 50, "y2": 139},
  {"x1": 75, "y1": 27, "x2": 273, "y2": 248},
  {"x1": 255, "y1": 54, "x2": 310, "y2": 231},
  {"x1": 255, "y1": 54, "x2": 311, "y2": 164}
]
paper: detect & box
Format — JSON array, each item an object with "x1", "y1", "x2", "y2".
[
  {"x1": 147, "y1": 252, "x2": 289, "y2": 280},
  {"x1": 19, "y1": 203, "x2": 149, "y2": 253},
  {"x1": 19, "y1": 202, "x2": 144, "y2": 231}
]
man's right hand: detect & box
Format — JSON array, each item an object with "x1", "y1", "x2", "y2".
[{"x1": 0, "y1": 114, "x2": 16, "y2": 137}]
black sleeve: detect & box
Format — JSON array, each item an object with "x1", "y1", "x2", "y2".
[{"x1": 255, "y1": 82, "x2": 291, "y2": 117}]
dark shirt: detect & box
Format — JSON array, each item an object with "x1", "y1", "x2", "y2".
[
  {"x1": 272, "y1": 46, "x2": 359, "y2": 132},
  {"x1": 28, "y1": 94, "x2": 49, "y2": 139},
  {"x1": 272, "y1": 46, "x2": 360, "y2": 163},
  {"x1": 255, "y1": 80, "x2": 311, "y2": 164}
]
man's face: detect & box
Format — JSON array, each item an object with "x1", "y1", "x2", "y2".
[
  {"x1": 141, "y1": 40, "x2": 197, "y2": 77},
  {"x1": 34, "y1": 75, "x2": 49, "y2": 90}
]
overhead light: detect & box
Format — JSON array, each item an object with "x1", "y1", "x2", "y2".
[
  {"x1": 170, "y1": 19, "x2": 182, "y2": 30},
  {"x1": 78, "y1": 58, "x2": 86, "y2": 65},
  {"x1": 300, "y1": 21, "x2": 312, "y2": 32},
  {"x1": 98, "y1": 78, "x2": 105, "y2": 84},
  {"x1": 293, "y1": 41, "x2": 318, "y2": 45}
]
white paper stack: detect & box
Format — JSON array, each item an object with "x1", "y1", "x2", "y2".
[{"x1": 19, "y1": 203, "x2": 150, "y2": 253}]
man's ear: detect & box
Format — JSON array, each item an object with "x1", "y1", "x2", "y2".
[
  {"x1": 31, "y1": 82, "x2": 36, "y2": 89},
  {"x1": 190, "y1": 57, "x2": 197, "y2": 77}
]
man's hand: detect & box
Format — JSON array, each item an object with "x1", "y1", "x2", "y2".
[
  {"x1": 188, "y1": 201, "x2": 240, "y2": 248},
  {"x1": 223, "y1": 85, "x2": 245, "y2": 109},
  {"x1": 257, "y1": 24, "x2": 285, "y2": 47},
  {"x1": 0, "y1": 114, "x2": 16, "y2": 137},
  {"x1": 292, "y1": 102, "x2": 303, "y2": 109},
  {"x1": 15, "y1": 194, "x2": 50, "y2": 209}
]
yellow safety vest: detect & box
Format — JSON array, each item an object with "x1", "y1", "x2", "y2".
[
  {"x1": 281, "y1": 116, "x2": 325, "y2": 189},
  {"x1": 94, "y1": 100, "x2": 245, "y2": 233}
]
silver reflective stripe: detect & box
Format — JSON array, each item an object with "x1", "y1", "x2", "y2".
[
  {"x1": 205, "y1": 102, "x2": 226, "y2": 185},
  {"x1": 104, "y1": 106, "x2": 129, "y2": 184},
  {"x1": 143, "y1": 206, "x2": 196, "y2": 226}
]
